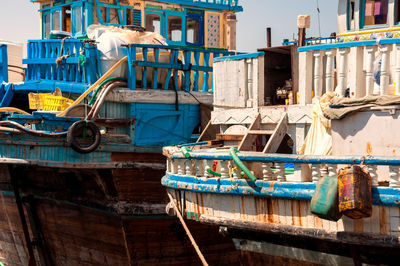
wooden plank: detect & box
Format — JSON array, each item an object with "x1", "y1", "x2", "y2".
[
  {"x1": 353, "y1": 219, "x2": 363, "y2": 233},
  {"x1": 306, "y1": 201, "x2": 315, "y2": 229},
  {"x1": 238, "y1": 113, "x2": 261, "y2": 151},
  {"x1": 389, "y1": 207, "x2": 400, "y2": 236},
  {"x1": 363, "y1": 205, "x2": 380, "y2": 234},
  {"x1": 271, "y1": 198, "x2": 279, "y2": 224},
  {"x1": 248, "y1": 130, "x2": 274, "y2": 135},
  {"x1": 216, "y1": 133, "x2": 244, "y2": 141},
  {"x1": 341, "y1": 215, "x2": 354, "y2": 232},
  {"x1": 299, "y1": 200, "x2": 308, "y2": 228},
  {"x1": 379, "y1": 206, "x2": 390, "y2": 235},
  {"x1": 263, "y1": 113, "x2": 288, "y2": 153},
  {"x1": 277, "y1": 199, "x2": 287, "y2": 225}
]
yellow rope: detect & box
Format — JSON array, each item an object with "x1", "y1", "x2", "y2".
[
  {"x1": 0, "y1": 107, "x2": 30, "y2": 115},
  {"x1": 167, "y1": 193, "x2": 209, "y2": 266},
  {"x1": 57, "y1": 56, "x2": 128, "y2": 117}
]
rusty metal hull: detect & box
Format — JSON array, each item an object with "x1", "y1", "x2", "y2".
[{"x1": 0, "y1": 161, "x2": 240, "y2": 265}]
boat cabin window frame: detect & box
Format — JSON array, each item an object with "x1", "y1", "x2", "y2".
[
  {"x1": 40, "y1": 1, "x2": 86, "y2": 38},
  {"x1": 95, "y1": 0, "x2": 141, "y2": 27},
  {"x1": 71, "y1": 2, "x2": 85, "y2": 36},
  {"x1": 395, "y1": 0, "x2": 400, "y2": 25},
  {"x1": 186, "y1": 11, "x2": 204, "y2": 47},
  {"x1": 165, "y1": 10, "x2": 185, "y2": 46},
  {"x1": 347, "y1": 0, "x2": 356, "y2": 30},
  {"x1": 145, "y1": 10, "x2": 165, "y2": 36},
  {"x1": 360, "y1": 0, "x2": 389, "y2": 29}
]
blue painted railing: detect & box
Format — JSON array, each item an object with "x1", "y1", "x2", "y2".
[
  {"x1": 152, "y1": 0, "x2": 242, "y2": 10},
  {"x1": 170, "y1": 151, "x2": 400, "y2": 165},
  {"x1": 0, "y1": 44, "x2": 8, "y2": 83},
  {"x1": 23, "y1": 39, "x2": 99, "y2": 86},
  {"x1": 162, "y1": 174, "x2": 400, "y2": 207},
  {"x1": 298, "y1": 37, "x2": 400, "y2": 52},
  {"x1": 282, "y1": 37, "x2": 336, "y2": 46},
  {"x1": 164, "y1": 150, "x2": 400, "y2": 206},
  {"x1": 126, "y1": 44, "x2": 234, "y2": 92}
]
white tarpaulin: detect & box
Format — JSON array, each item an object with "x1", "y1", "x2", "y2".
[
  {"x1": 299, "y1": 92, "x2": 335, "y2": 156},
  {"x1": 86, "y1": 25, "x2": 167, "y2": 77}
]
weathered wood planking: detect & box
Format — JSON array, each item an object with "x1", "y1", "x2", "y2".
[
  {"x1": 0, "y1": 195, "x2": 240, "y2": 265},
  {"x1": 180, "y1": 191, "x2": 400, "y2": 238}
]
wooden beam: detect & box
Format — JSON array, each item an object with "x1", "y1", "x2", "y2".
[
  {"x1": 238, "y1": 113, "x2": 261, "y2": 151},
  {"x1": 263, "y1": 113, "x2": 287, "y2": 153}
]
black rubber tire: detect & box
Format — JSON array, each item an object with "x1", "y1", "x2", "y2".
[{"x1": 67, "y1": 120, "x2": 101, "y2": 154}]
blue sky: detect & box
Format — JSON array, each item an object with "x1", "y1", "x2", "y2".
[{"x1": 0, "y1": 0, "x2": 338, "y2": 52}]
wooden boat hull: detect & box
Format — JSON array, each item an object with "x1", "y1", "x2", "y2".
[{"x1": 0, "y1": 161, "x2": 240, "y2": 265}]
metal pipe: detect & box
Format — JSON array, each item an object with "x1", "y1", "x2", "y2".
[{"x1": 266, "y1": 27, "x2": 272, "y2": 47}]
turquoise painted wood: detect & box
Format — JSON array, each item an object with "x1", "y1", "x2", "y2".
[
  {"x1": 126, "y1": 44, "x2": 233, "y2": 91},
  {"x1": 21, "y1": 39, "x2": 98, "y2": 94},
  {"x1": 0, "y1": 44, "x2": 8, "y2": 83},
  {"x1": 131, "y1": 102, "x2": 200, "y2": 147},
  {"x1": 162, "y1": 173, "x2": 400, "y2": 208}
]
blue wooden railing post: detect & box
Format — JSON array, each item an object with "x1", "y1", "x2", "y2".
[
  {"x1": 193, "y1": 51, "x2": 200, "y2": 91},
  {"x1": 202, "y1": 52, "x2": 210, "y2": 92},
  {"x1": 125, "y1": 44, "x2": 234, "y2": 93},
  {"x1": 142, "y1": 47, "x2": 148, "y2": 89},
  {"x1": 0, "y1": 44, "x2": 8, "y2": 83},
  {"x1": 153, "y1": 48, "x2": 159, "y2": 89},
  {"x1": 183, "y1": 50, "x2": 192, "y2": 91},
  {"x1": 127, "y1": 45, "x2": 137, "y2": 90}
]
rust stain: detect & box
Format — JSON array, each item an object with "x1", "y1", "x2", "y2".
[
  {"x1": 393, "y1": 149, "x2": 397, "y2": 156},
  {"x1": 195, "y1": 194, "x2": 200, "y2": 214},
  {"x1": 272, "y1": 199, "x2": 279, "y2": 224},
  {"x1": 298, "y1": 201, "x2": 303, "y2": 227},
  {"x1": 291, "y1": 201, "x2": 295, "y2": 226},
  {"x1": 315, "y1": 216, "x2": 323, "y2": 229},
  {"x1": 266, "y1": 198, "x2": 273, "y2": 223},
  {"x1": 241, "y1": 197, "x2": 246, "y2": 219},
  {"x1": 379, "y1": 207, "x2": 388, "y2": 234},
  {"x1": 354, "y1": 219, "x2": 363, "y2": 233},
  {"x1": 200, "y1": 195, "x2": 204, "y2": 214},
  {"x1": 366, "y1": 142, "x2": 372, "y2": 155}
]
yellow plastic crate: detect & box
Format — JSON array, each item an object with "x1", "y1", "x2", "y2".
[
  {"x1": 43, "y1": 95, "x2": 73, "y2": 111},
  {"x1": 28, "y1": 93, "x2": 49, "y2": 110},
  {"x1": 28, "y1": 91, "x2": 73, "y2": 111}
]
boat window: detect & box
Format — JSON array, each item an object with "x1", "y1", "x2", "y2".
[
  {"x1": 53, "y1": 11, "x2": 61, "y2": 31},
  {"x1": 146, "y1": 14, "x2": 161, "y2": 34},
  {"x1": 347, "y1": 0, "x2": 355, "y2": 30},
  {"x1": 396, "y1": 0, "x2": 400, "y2": 23},
  {"x1": 63, "y1": 6, "x2": 71, "y2": 33},
  {"x1": 99, "y1": 6, "x2": 107, "y2": 23},
  {"x1": 168, "y1": 16, "x2": 182, "y2": 42},
  {"x1": 363, "y1": 0, "x2": 388, "y2": 26},
  {"x1": 44, "y1": 13, "x2": 50, "y2": 38},
  {"x1": 127, "y1": 9, "x2": 133, "y2": 25},
  {"x1": 187, "y1": 18, "x2": 200, "y2": 44},
  {"x1": 109, "y1": 8, "x2": 120, "y2": 24},
  {"x1": 72, "y1": 6, "x2": 82, "y2": 34}
]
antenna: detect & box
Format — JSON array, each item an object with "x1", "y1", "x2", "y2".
[{"x1": 316, "y1": 0, "x2": 321, "y2": 37}]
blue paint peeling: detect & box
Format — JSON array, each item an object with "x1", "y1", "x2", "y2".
[{"x1": 162, "y1": 173, "x2": 400, "y2": 207}]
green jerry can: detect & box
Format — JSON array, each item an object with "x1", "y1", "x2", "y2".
[
  {"x1": 338, "y1": 165, "x2": 372, "y2": 219},
  {"x1": 310, "y1": 175, "x2": 342, "y2": 221}
]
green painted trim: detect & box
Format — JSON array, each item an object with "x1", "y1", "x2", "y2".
[{"x1": 146, "y1": 4, "x2": 163, "y2": 9}]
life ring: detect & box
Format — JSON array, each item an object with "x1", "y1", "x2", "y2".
[{"x1": 67, "y1": 120, "x2": 101, "y2": 154}]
